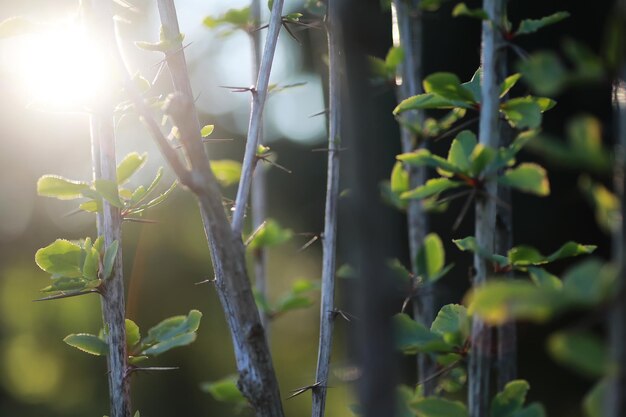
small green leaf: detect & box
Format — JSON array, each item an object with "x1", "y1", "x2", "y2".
[
  {"x1": 562, "y1": 259, "x2": 615, "y2": 306},
  {"x1": 391, "y1": 162, "x2": 410, "y2": 194},
  {"x1": 430, "y1": 304, "x2": 469, "y2": 346},
  {"x1": 201, "y1": 125, "x2": 215, "y2": 137},
  {"x1": 210, "y1": 160, "x2": 242, "y2": 187},
  {"x1": 452, "y1": 236, "x2": 508, "y2": 267},
  {"x1": 117, "y1": 152, "x2": 147, "y2": 185},
  {"x1": 64, "y1": 333, "x2": 108, "y2": 356},
  {"x1": 35, "y1": 239, "x2": 84, "y2": 278},
  {"x1": 37, "y1": 175, "x2": 90, "y2": 200},
  {"x1": 142, "y1": 310, "x2": 202, "y2": 355},
  {"x1": 583, "y1": 379, "x2": 608, "y2": 417},
  {"x1": 515, "y1": 11, "x2": 570, "y2": 36},
  {"x1": 466, "y1": 281, "x2": 560, "y2": 325},
  {"x1": 126, "y1": 319, "x2": 141, "y2": 350},
  {"x1": 94, "y1": 179, "x2": 124, "y2": 208},
  {"x1": 0, "y1": 16, "x2": 43, "y2": 38},
  {"x1": 394, "y1": 313, "x2": 452, "y2": 354},
  {"x1": 498, "y1": 163, "x2": 550, "y2": 196},
  {"x1": 491, "y1": 379, "x2": 529, "y2": 417},
  {"x1": 547, "y1": 331, "x2": 608, "y2": 378},
  {"x1": 401, "y1": 178, "x2": 464, "y2": 200},
  {"x1": 528, "y1": 267, "x2": 562, "y2": 290},
  {"x1": 412, "y1": 397, "x2": 469, "y2": 417},
  {"x1": 579, "y1": 176, "x2": 620, "y2": 234},
  {"x1": 447, "y1": 131, "x2": 477, "y2": 174},
  {"x1": 200, "y1": 375, "x2": 246, "y2": 403},
  {"x1": 518, "y1": 52, "x2": 567, "y2": 96},
  {"x1": 452, "y1": 3, "x2": 488, "y2": 20},
  {"x1": 394, "y1": 93, "x2": 471, "y2": 114},
  {"x1": 141, "y1": 332, "x2": 197, "y2": 356},
  {"x1": 82, "y1": 239, "x2": 99, "y2": 281},
  {"x1": 423, "y1": 73, "x2": 476, "y2": 104},
  {"x1": 500, "y1": 73, "x2": 522, "y2": 98},
  {"x1": 203, "y1": 6, "x2": 251, "y2": 29},
  {"x1": 501, "y1": 98, "x2": 543, "y2": 129},
  {"x1": 385, "y1": 46, "x2": 404, "y2": 72},
  {"x1": 247, "y1": 219, "x2": 293, "y2": 250},
  {"x1": 416, "y1": 233, "x2": 451, "y2": 283},
  {"x1": 102, "y1": 240, "x2": 119, "y2": 280}
]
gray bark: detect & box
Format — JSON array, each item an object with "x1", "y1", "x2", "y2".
[
  {"x1": 469, "y1": 1, "x2": 504, "y2": 415},
  {"x1": 311, "y1": 2, "x2": 342, "y2": 416}
]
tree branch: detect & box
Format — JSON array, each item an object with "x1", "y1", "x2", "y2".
[
  {"x1": 469, "y1": 1, "x2": 504, "y2": 415},
  {"x1": 311, "y1": 1, "x2": 342, "y2": 416},
  {"x1": 232, "y1": 0, "x2": 285, "y2": 235}
]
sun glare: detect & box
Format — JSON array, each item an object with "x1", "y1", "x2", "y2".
[{"x1": 11, "y1": 22, "x2": 108, "y2": 108}]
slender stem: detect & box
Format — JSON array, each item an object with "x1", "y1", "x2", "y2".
[
  {"x1": 392, "y1": 0, "x2": 435, "y2": 394},
  {"x1": 232, "y1": 0, "x2": 285, "y2": 235},
  {"x1": 494, "y1": 1, "x2": 516, "y2": 390},
  {"x1": 85, "y1": 2, "x2": 131, "y2": 417},
  {"x1": 469, "y1": 1, "x2": 504, "y2": 415},
  {"x1": 608, "y1": 17, "x2": 626, "y2": 412},
  {"x1": 117, "y1": 3, "x2": 285, "y2": 416},
  {"x1": 249, "y1": 0, "x2": 270, "y2": 333},
  {"x1": 311, "y1": 2, "x2": 342, "y2": 416}
]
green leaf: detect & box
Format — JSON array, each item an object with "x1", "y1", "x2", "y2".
[
  {"x1": 562, "y1": 259, "x2": 615, "y2": 306},
  {"x1": 501, "y1": 98, "x2": 543, "y2": 129},
  {"x1": 515, "y1": 11, "x2": 570, "y2": 36},
  {"x1": 126, "y1": 319, "x2": 141, "y2": 350},
  {"x1": 141, "y1": 332, "x2": 197, "y2": 356},
  {"x1": 452, "y1": 236, "x2": 508, "y2": 267},
  {"x1": 416, "y1": 233, "x2": 451, "y2": 283},
  {"x1": 452, "y1": 3, "x2": 488, "y2": 20},
  {"x1": 447, "y1": 131, "x2": 477, "y2": 174},
  {"x1": 94, "y1": 179, "x2": 124, "y2": 208},
  {"x1": 579, "y1": 176, "x2": 620, "y2": 234},
  {"x1": 117, "y1": 152, "x2": 147, "y2": 185},
  {"x1": 391, "y1": 162, "x2": 410, "y2": 194},
  {"x1": 82, "y1": 239, "x2": 99, "y2": 281},
  {"x1": 470, "y1": 145, "x2": 496, "y2": 177},
  {"x1": 203, "y1": 6, "x2": 251, "y2": 29},
  {"x1": 500, "y1": 73, "x2": 522, "y2": 98},
  {"x1": 412, "y1": 397, "x2": 469, "y2": 417},
  {"x1": 398, "y1": 149, "x2": 460, "y2": 175},
  {"x1": 394, "y1": 93, "x2": 472, "y2": 114},
  {"x1": 423, "y1": 73, "x2": 476, "y2": 104},
  {"x1": 466, "y1": 281, "x2": 561, "y2": 325},
  {"x1": 528, "y1": 267, "x2": 562, "y2": 290},
  {"x1": 102, "y1": 240, "x2": 119, "y2": 280},
  {"x1": 498, "y1": 163, "x2": 550, "y2": 196},
  {"x1": 35, "y1": 239, "x2": 84, "y2": 278},
  {"x1": 141, "y1": 310, "x2": 202, "y2": 356},
  {"x1": 247, "y1": 219, "x2": 293, "y2": 250},
  {"x1": 41, "y1": 276, "x2": 88, "y2": 293},
  {"x1": 518, "y1": 52, "x2": 567, "y2": 96},
  {"x1": 37, "y1": 175, "x2": 90, "y2": 200},
  {"x1": 393, "y1": 313, "x2": 452, "y2": 354},
  {"x1": 201, "y1": 125, "x2": 215, "y2": 137},
  {"x1": 491, "y1": 379, "x2": 529, "y2": 417},
  {"x1": 210, "y1": 160, "x2": 242, "y2": 187},
  {"x1": 583, "y1": 379, "x2": 608, "y2": 417},
  {"x1": 200, "y1": 375, "x2": 246, "y2": 403},
  {"x1": 430, "y1": 304, "x2": 469, "y2": 346},
  {"x1": 385, "y1": 46, "x2": 404, "y2": 72},
  {"x1": 64, "y1": 333, "x2": 108, "y2": 356},
  {"x1": 507, "y1": 241, "x2": 595, "y2": 267},
  {"x1": 547, "y1": 331, "x2": 608, "y2": 378},
  {"x1": 401, "y1": 178, "x2": 464, "y2": 200}
]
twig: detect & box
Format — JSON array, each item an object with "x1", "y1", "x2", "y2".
[
  {"x1": 231, "y1": 0, "x2": 286, "y2": 235},
  {"x1": 469, "y1": 1, "x2": 504, "y2": 415},
  {"x1": 85, "y1": 2, "x2": 132, "y2": 416},
  {"x1": 391, "y1": 0, "x2": 435, "y2": 395},
  {"x1": 311, "y1": 2, "x2": 342, "y2": 417}
]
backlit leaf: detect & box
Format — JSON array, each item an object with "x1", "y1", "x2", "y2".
[
  {"x1": 37, "y1": 175, "x2": 90, "y2": 200},
  {"x1": 64, "y1": 333, "x2": 108, "y2": 356}
]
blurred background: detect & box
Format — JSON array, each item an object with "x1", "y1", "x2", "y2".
[{"x1": 0, "y1": 0, "x2": 618, "y2": 416}]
